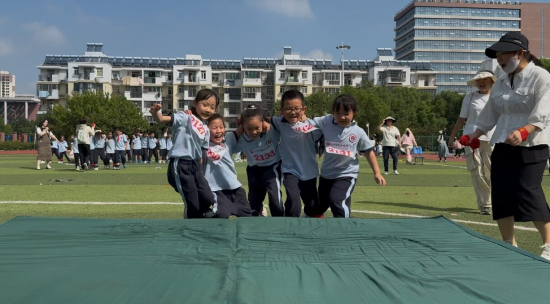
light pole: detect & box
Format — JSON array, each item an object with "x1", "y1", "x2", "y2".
[{"x1": 336, "y1": 42, "x2": 350, "y2": 86}]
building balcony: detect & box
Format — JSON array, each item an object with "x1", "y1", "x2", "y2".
[
  {"x1": 112, "y1": 79, "x2": 123, "y2": 85},
  {"x1": 72, "y1": 74, "x2": 83, "y2": 79},
  {"x1": 130, "y1": 92, "x2": 142, "y2": 98},
  {"x1": 327, "y1": 80, "x2": 340, "y2": 86},
  {"x1": 162, "y1": 81, "x2": 173, "y2": 86},
  {"x1": 262, "y1": 79, "x2": 274, "y2": 86},
  {"x1": 38, "y1": 75, "x2": 53, "y2": 82},
  {"x1": 162, "y1": 95, "x2": 173, "y2": 101}
]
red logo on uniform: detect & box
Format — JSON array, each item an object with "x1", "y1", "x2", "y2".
[
  {"x1": 349, "y1": 134, "x2": 357, "y2": 143},
  {"x1": 266, "y1": 138, "x2": 273, "y2": 146}
]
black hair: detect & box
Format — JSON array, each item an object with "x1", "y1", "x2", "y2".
[
  {"x1": 39, "y1": 119, "x2": 48, "y2": 128},
  {"x1": 207, "y1": 113, "x2": 224, "y2": 124},
  {"x1": 331, "y1": 94, "x2": 358, "y2": 113},
  {"x1": 281, "y1": 90, "x2": 304, "y2": 108},
  {"x1": 80, "y1": 117, "x2": 87, "y2": 124},
  {"x1": 241, "y1": 105, "x2": 266, "y2": 123},
  {"x1": 406, "y1": 130, "x2": 410, "y2": 136},
  {"x1": 191, "y1": 89, "x2": 220, "y2": 117}
]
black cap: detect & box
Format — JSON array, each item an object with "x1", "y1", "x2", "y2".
[{"x1": 485, "y1": 32, "x2": 529, "y2": 58}]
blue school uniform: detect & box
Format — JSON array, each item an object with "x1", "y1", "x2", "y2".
[
  {"x1": 51, "y1": 140, "x2": 58, "y2": 149},
  {"x1": 58, "y1": 141, "x2": 67, "y2": 153},
  {"x1": 166, "y1": 112, "x2": 214, "y2": 219},
  {"x1": 89, "y1": 135, "x2": 95, "y2": 150},
  {"x1": 205, "y1": 134, "x2": 252, "y2": 218},
  {"x1": 271, "y1": 116, "x2": 323, "y2": 217},
  {"x1": 159, "y1": 137, "x2": 167, "y2": 150},
  {"x1": 132, "y1": 137, "x2": 142, "y2": 150},
  {"x1": 312, "y1": 115, "x2": 373, "y2": 218},
  {"x1": 230, "y1": 128, "x2": 283, "y2": 216},
  {"x1": 106, "y1": 138, "x2": 115, "y2": 154}
]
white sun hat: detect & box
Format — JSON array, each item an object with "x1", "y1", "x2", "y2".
[{"x1": 467, "y1": 70, "x2": 497, "y2": 87}]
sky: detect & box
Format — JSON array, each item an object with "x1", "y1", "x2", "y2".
[{"x1": 1, "y1": 0, "x2": 548, "y2": 94}]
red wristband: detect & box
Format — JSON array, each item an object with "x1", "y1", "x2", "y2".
[{"x1": 518, "y1": 127, "x2": 529, "y2": 142}]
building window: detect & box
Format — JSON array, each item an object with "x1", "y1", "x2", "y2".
[
  {"x1": 279, "y1": 86, "x2": 285, "y2": 94},
  {"x1": 301, "y1": 86, "x2": 307, "y2": 94},
  {"x1": 226, "y1": 73, "x2": 240, "y2": 80},
  {"x1": 279, "y1": 71, "x2": 285, "y2": 80},
  {"x1": 201, "y1": 71, "x2": 206, "y2": 80},
  {"x1": 245, "y1": 71, "x2": 259, "y2": 79},
  {"x1": 212, "y1": 74, "x2": 219, "y2": 82},
  {"x1": 96, "y1": 68, "x2": 103, "y2": 77},
  {"x1": 302, "y1": 71, "x2": 308, "y2": 80}
]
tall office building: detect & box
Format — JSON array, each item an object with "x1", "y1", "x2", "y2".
[
  {"x1": 0, "y1": 71, "x2": 15, "y2": 97},
  {"x1": 394, "y1": 0, "x2": 550, "y2": 93}
]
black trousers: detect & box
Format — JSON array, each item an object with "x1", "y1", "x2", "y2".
[
  {"x1": 492, "y1": 144, "x2": 550, "y2": 222},
  {"x1": 51, "y1": 148, "x2": 60, "y2": 160},
  {"x1": 246, "y1": 162, "x2": 284, "y2": 216},
  {"x1": 214, "y1": 188, "x2": 253, "y2": 218},
  {"x1": 133, "y1": 149, "x2": 142, "y2": 161},
  {"x1": 126, "y1": 149, "x2": 132, "y2": 161},
  {"x1": 148, "y1": 148, "x2": 158, "y2": 162},
  {"x1": 77, "y1": 144, "x2": 90, "y2": 169},
  {"x1": 92, "y1": 148, "x2": 109, "y2": 166},
  {"x1": 114, "y1": 150, "x2": 126, "y2": 166},
  {"x1": 141, "y1": 148, "x2": 148, "y2": 161},
  {"x1": 107, "y1": 153, "x2": 114, "y2": 163},
  {"x1": 383, "y1": 146, "x2": 398, "y2": 172},
  {"x1": 58, "y1": 151, "x2": 70, "y2": 162},
  {"x1": 160, "y1": 149, "x2": 168, "y2": 160},
  {"x1": 318, "y1": 177, "x2": 357, "y2": 218},
  {"x1": 168, "y1": 158, "x2": 215, "y2": 219},
  {"x1": 73, "y1": 153, "x2": 80, "y2": 168},
  {"x1": 283, "y1": 173, "x2": 319, "y2": 217}
]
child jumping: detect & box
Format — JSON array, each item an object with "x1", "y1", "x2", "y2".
[{"x1": 150, "y1": 88, "x2": 218, "y2": 219}]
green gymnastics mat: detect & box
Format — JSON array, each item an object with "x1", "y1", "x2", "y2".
[{"x1": 1, "y1": 216, "x2": 548, "y2": 304}]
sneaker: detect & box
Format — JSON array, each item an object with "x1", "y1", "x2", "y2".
[
  {"x1": 93, "y1": 167, "x2": 98, "y2": 171},
  {"x1": 480, "y1": 207, "x2": 491, "y2": 215},
  {"x1": 46, "y1": 165, "x2": 52, "y2": 170},
  {"x1": 393, "y1": 170, "x2": 399, "y2": 175},
  {"x1": 384, "y1": 171, "x2": 388, "y2": 175},
  {"x1": 76, "y1": 167, "x2": 81, "y2": 171},
  {"x1": 58, "y1": 161, "x2": 63, "y2": 164},
  {"x1": 40, "y1": 160, "x2": 45, "y2": 164},
  {"x1": 541, "y1": 243, "x2": 550, "y2": 260},
  {"x1": 36, "y1": 166, "x2": 41, "y2": 170},
  {"x1": 83, "y1": 163, "x2": 89, "y2": 171},
  {"x1": 123, "y1": 164, "x2": 126, "y2": 168}
]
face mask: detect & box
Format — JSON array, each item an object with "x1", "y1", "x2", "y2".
[{"x1": 503, "y1": 54, "x2": 520, "y2": 74}]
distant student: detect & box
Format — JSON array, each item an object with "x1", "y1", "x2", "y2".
[
  {"x1": 141, "y1": 131, "x2": 149, "y2": 163},
  {"x1": 150, "y1": 89, "x2": 218, "y2": 218},
  {"x1": 92, "y1": 130, "x2": 109, "y2": 170},
  {"x1": 125, "y1": 134, "x2": 132, "y2": 163},
  {"x1": 89, "y1": 134, "x2": 95, "y2": 168},
  {"x1": 158, "y1": 133, "x2": 168, "y2": 164},
  {"x1": 148, "y1": 132, "x2": 159, "y2": 163},
  {"x1": 232, "y1": 105, "x2": 282, "y2": 216},
  {"x1": 132, "y1": 131, "x2": 142, "y2": 163},
  {"x1": 70, "y1": 135, "x2": 81, "y2": 171},
  {"x1": 105, "y1": 131, "x2": 115, "y2": 168},
  {"x1": 57, "y1": 135, "x2": 70, "y2": 163},
  {"x1": 204, "y1": 114, "x2": 253, "y2": 218},
  {"x1": 270, "y1": 90, "x2": 324, "y2": 217},
  {"x1": 310, "y1": 95, "x2": 386, "y2": 218},
  {"x1": 113, "y1": 128, "x2": 128, "y2": 169},
  {"x1": 166, "y1": 132, "x2": 173, "y2": 158},
  {"x1": 51, "y1": 138, "x2": 60, "y2": 161}
]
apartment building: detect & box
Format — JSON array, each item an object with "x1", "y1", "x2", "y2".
[
  {"x1": 37, "y1": 44, "x2": 437, "y2": 128},
  {"x1": 395, "y1": 0, "x2": 550, "y2": 93},
  {"x1": 1, "y1": 71, "x2": 15, "y2": 98}
]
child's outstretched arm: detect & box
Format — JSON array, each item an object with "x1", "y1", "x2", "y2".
[
  {"x1": 150, "y1": 104, "x2": 171, "y2": 124},
  {"x1": 364, "y1": 149, "x2": 386, "y2": 186}
]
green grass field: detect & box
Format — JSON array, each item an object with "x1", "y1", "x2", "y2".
[{"x1": 1, "y1": 154, "x2": 549, "y2": 256}]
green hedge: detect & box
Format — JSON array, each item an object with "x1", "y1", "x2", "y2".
[{"x1": 0, "y1": 142, "x2": 35, "y2": 150}]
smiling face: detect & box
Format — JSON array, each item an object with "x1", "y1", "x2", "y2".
[
  {"x1": 193, "y1": 96, "x2": 217, "y2": 120},
  {"x1": 208, "y1": 117, "x2": 225, "y2": 144},
  {"x1": 386, "y1": 120, "x2": 393, "y2": 127},
  {"x1": 243, "y1": 117, "x2": 263, "y2": 139},
  {"x1": 107, "y1": 132, "x2": 113, "y2": 139},
  {"x1": 333, "y1": 104, "x2": 355, "y2": 127},
  {"x1": 476, "y1": 77, "x2": 494, "y2": 93},
  {"x1": 281, "y1": 98, "x2": 305, "y2": 124}
]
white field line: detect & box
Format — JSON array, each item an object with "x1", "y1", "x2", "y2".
[
  {"x1": 0, "y1": 201, "x2": 538, "y2": 232},
  {"x1": 421, "y1": 162, "x2": 467, "y2": 169}
]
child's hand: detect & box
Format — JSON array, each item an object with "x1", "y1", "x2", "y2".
[
  {"x1": 150, "y1": 103, "x2": 162, "y2": 115},
  {"x1": 184, "y1": 110, "x2": 192, "y2": 115},
  {"x1": 374, "y1": 173, "x2": 386, "y2": 186}
]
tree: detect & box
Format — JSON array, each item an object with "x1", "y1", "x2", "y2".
[
  {"x1": 540, "y1": 58, "x2": 550, "y2": 74},
  {"x1": 50, "y1": 92, "x2": 149, "y2": 138},
  {"x1": 4, "y1": 124, "x2": 13, "y2": 134},
  {"x1": 11, "y1": 117, "x2": 36, "y2": 134},
  {"x1": 0, "y1": 117, "x2": 4, "y2": 132}
]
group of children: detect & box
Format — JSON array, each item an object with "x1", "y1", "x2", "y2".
[
  {"x1": 151, "y1": 88, "x2": 386, "y2": 219},
  {"x1": 51, "y1": 129, "x2": 173, "y2": 171}
]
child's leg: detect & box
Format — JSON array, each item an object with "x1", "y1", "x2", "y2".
[
  {"x1": 168, "y1": 158, "x2": 213, "y2": 218},
  {"x1": 121, "y1": 151, "x2": 127, "y2": 165},
  {"x1": 299, "y1": 177, "x2": 320, "y2": 217},
  {"x1": 246, "y1": 166, "x2": 268, "y2": 214},
  {"x1": 113, "y1": 150, "x2": 121, "y2": 167},
  {"x1": 283, "y1": 173, "x2": 303, "y2": 217},
  {"x1": 317, "y1": 177, "x2": 333, "y2": 216},
  {"x1": 214, "y1": 188, "x2": 253, "y2": 218},
  {"x1": 74, "y1": 153, "x2": 80, "y2": 168},
  {"x1": 391, "y1": 148, "x2": 399, "y2": 171},
  {"x1": 326, "y1": 177, "x2": 356, "y2": 218},
  {"x1": 382, "y1": 146, "x2": 390, "y2": 172},
  {"x1": 263, "y1": 163, "x2": 284, "y2": 217},
  {"x1": 92, "y1": 149, "x2": 99, "y2": 168},
  {"x1": 142, "y1": 148, "x2": 148, "y2": 162},
  {"x1": 63, "y1": 152, "x2": 70, "y2": 162},
  {"x1": 51, "y1": 148, "x2": 59, "y2": 160}
]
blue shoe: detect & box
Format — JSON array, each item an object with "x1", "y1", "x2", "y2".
[{"x1": 123, "y1": 164, "x2": 126, "y2": 168}]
